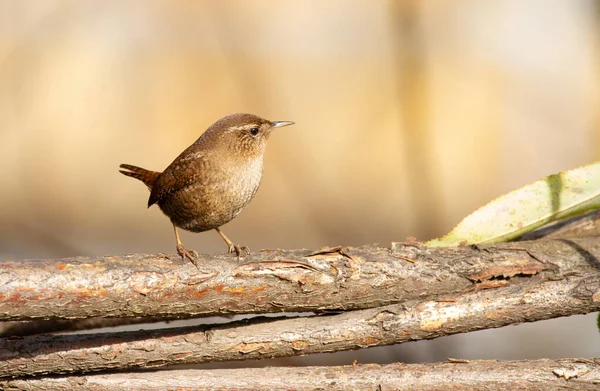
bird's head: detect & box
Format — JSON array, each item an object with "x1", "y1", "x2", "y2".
[{"x1": 199, "y1": 113, "x2": 294, "y2": 159}]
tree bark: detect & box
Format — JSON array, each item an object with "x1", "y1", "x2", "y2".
[
  {"x1": 1, "y1": 259, "x2": 599, "y2": 378},
  {"x1": 2, "y1": 359, "x2": 600, "y2": 391},
  {"x1": 2, "y1": 237, "x2": 600, "y2": 321}
]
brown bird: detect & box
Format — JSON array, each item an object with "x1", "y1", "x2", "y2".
[{"x1": 119, "y1": 113, "x2": 294, "y2": 267}]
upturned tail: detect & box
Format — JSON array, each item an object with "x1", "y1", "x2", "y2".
[{"x1": 119, "y1": 164, "x2": 161, "y2": 189}]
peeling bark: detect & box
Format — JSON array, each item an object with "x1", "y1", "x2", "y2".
[
  {"x1": 2, "y1": 237, "x2": 600, "y2": 321},
  {"x1": 1, "y1": 262, "x2": 599, "y2": 378},
  {"x1": 2, "y1": 359, "x2": 600, "y2": 391}
]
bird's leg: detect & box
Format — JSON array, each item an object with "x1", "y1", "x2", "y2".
[
  {"x1": 215, "y1": 227, "x2": 250, "y2": 258},
  {"x1": 173, "y1": 224, "x2": 199, "y2": 268}
]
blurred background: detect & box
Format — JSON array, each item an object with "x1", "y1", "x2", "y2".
[{"x1": 1, "y1": 0, "x2": 599, "y2": 365}]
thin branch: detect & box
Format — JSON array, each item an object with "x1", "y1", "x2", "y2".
[
  {"x1": 1, "y1": 260, "x2": 599, "y2": 378},
  {"x1": 2, "y1": 237, "x2": 600, "y2": 321},
  {"x1": 520, "y1": 210, "x2": 600, "y2": 241},
  {"x1": 2, "y1": 359, "x2": 600, "y2": 391},
  {"x1": 0, "y1": 317, "x2": 163, "y2": 337}
]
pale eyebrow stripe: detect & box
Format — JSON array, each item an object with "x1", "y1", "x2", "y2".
[{"x1": 229, "y1": 124, "x2": 259, "y2": 131}]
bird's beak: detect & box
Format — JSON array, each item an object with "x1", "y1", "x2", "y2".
[{"x1": 271, "y1": 121, "x2": 295, "y2": 129}]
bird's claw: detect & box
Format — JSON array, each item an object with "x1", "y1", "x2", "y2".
[
  {"x1": 228, "y1": 244, "x2": 250, "y2": 258},
  {"x1": 177, "y1": 244, "x2": 200, "y2": 268}
]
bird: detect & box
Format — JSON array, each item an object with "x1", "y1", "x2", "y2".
[{"x1": 119, "y1": 113, "x2": 294, "y2": 267}]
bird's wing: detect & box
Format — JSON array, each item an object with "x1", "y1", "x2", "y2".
[{"x1": 148, "y1": 147, "x2": 209, "y2": 207}]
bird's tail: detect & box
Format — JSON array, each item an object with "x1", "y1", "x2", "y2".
[{"x1": 119, "y1": 164, "x2": 161, "y2": 189}]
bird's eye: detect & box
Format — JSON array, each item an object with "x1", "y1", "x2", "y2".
[{"x1": 249, "y1": 127, "x2": 259, "y2": 136}]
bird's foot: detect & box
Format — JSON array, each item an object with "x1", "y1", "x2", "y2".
[
  {"x1": 227, "y1": 244, "x2": 250, "y2": 258},
  {"x1": 177, "y1": 244, "x2": 200, "y2": 268}
]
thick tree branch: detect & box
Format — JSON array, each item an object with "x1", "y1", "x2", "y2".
[
  {"x1": 1, "y1": 259, "x2": 599, "y2": 378},
  {"x1": 2, "y1": 359, "x2": 600, "y2": 391},
  {"x1": 2, "y1": 237, "x2": 600, "y2": 321}
]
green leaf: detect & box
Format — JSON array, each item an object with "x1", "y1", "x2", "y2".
[{"x1": 425, "y1": 162, "x2": 600, "y2": 247}]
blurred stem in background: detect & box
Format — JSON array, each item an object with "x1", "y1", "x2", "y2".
[
  {"x1": 389, "y1": 0, "x2": 441, "y2": 239},
  {"x1": 593, "y1": 1, "x2": 600, "y2": 157}
]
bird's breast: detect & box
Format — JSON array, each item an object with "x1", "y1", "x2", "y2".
[{"x1": 225, "y1": 157, "x2": 264, "y2": 212}]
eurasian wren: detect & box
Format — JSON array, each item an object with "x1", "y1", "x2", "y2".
[{"x1": 119, "y1": 113, "x2": 294, "y2": 267}]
